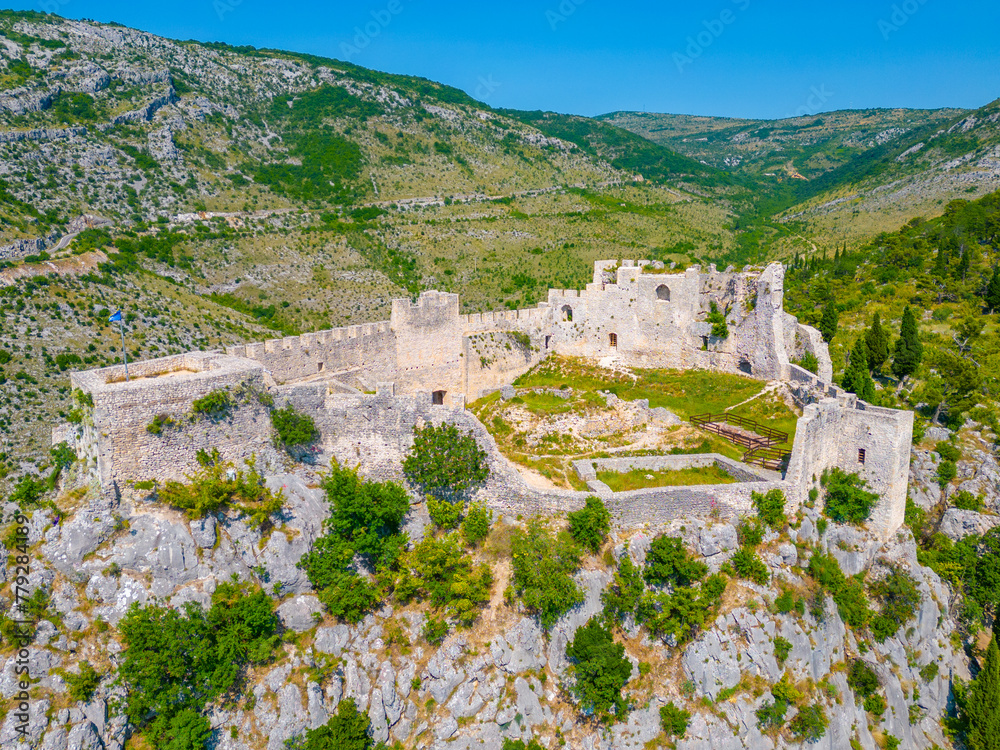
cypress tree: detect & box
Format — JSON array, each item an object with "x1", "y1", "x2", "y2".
[
  {"x1": 965, "y1": 635, "x2": 1000, "y2": 750},
  {"x1": 933, "y1": 246, "x2": 949, "y2": 278},
  {"x1": 985, "y1": 266, "x2": 1000, "y2": 313},
  {"x1": 842, "y1": 337, "x2": 876, "y2": 401},
  {"x1": 819, "y1": 300, "x2": 839, "y2": 343},
  {"x1": 892, "y1": 306, "x2": 923, "y2": 380},
  {"x1": 864, "y1": 312, "x2": 890, "y2": 374}
]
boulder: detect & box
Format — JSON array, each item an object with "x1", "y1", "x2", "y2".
[{"x1": 277, "y1": 595, "x2": 323, "y2": 632}]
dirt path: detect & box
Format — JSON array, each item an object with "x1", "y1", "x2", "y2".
[{"x1": 0, "y1": 250, "x2": 107, "y2": 287}]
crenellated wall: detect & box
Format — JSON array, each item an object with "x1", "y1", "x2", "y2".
[{"x1": 63, "y1": 260, "x2": 912, "y2": 538}]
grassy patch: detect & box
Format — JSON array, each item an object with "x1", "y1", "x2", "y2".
[{"x1": 597, "y1": 463, "x2": 736, "y2": 492}]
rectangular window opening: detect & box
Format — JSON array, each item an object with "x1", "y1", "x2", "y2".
[
  {"x1": 609, "y1": 333, "x2": 618, "y2": 348},
  {"x1": 858, "y1": 448, "x2": 866, "y2": 465}
]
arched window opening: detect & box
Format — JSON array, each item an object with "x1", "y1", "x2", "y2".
[
  {"x1": 656, "y1": 284, "x2": 671, "y2": 301},
  {"x1": 561, "y1": 305, "x2": 573, "y2": 322}
]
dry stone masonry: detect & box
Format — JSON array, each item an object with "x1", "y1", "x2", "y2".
[{"x1": 64, "y1": 260, "x2": 912, "y2": 537}]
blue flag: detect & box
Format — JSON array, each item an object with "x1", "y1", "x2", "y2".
[{"x1": 109, "y1": 309, "x2": 122, "y2": 323}]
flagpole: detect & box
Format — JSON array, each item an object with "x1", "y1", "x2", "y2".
[{"x1": 120, "y1": 319, "x2": 129, "y2": 382}]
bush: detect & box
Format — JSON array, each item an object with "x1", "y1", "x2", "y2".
[
  {"x1": 510, "y1": 520, "x2": 583, "y2": 630},
  {"x1": 773, "y1": 636, "x2": 791, "y2": 666},
  {"x1": 119, "y1": 583, "x2": 278, "y2": 746},
  {"x1": 10, "y1": 474, "x2": 47, "y2": 508},
  {"x1": 565, "y1": 617, "x2": 632, "y2": 721},
  {"x1": 567, "y1": 496, "x2": 611, "y2": 554},
  {"x1": 422, "y1": 616, "x2": 449, "y2": 645},
  {"x1": 191, "y1": 389, "x2": 234, "y2": 419},
  {"x1": 461, "y1": 502, "x2": 492, "y2": 546},
  {"x1": 50, "y1": 441, "x2": 76, "y2": 470},
  {"x1": 602, "y1": 555, "x2": 645, "y2": 625},
  {"x1": 756, "y1": 697, "x2": 788, "y2": 729},
  {"x1": 146, "y1": 413, "x2": 176, "y2": 435},
  {"x1": 638, "y1": 574, "x2": 726, "y2": 644},
  {"x1": 298, "y1": 463, "x2": 410, "y2": 623},
  {"x1": 644, "y1": 535, "x2": 707, "y2": 588},
  {"x1": 159, "y1": 455, "x2": 283, "y2": 528},
  {"x1": 271, "y1": 404, "x2": 319, "y2": 448},
  {"x1": 395, "y1": 534, "x2": 493, "y2": 627},
  {"x1": 64, "y1": 660, "x2": 102, "y2": 703},
  {"x1": 822, "y1": 468, "x2": 879, "y2": 524},
  {"x1": 403, "y1": 423, "x2": 488, "y2": 498},
  {"x1": 427, "y1": 495, "x2": 464, "y2": 530},
  {"x1": 290, "y1": 698, "x2": 376, "y2": 750},
  {"x1": 952, "y1": 490, "x2": 984, "y2": 512},
  {"x1": 731, "y1": 547, "x2": 769, "y2": 585},
  {"x1": 737, "y1": 517, "x2": 764, "y2": 548},
  {"x1": 807, "y1": 553, "x2": 872, "y2": 628},
  {"x1": 847, "y1": 659, "x2": 879, "y2": 699},
  {"x1": 863, "y1": 693, "x2": 886, "y2": 716},
  {"x1": 868, "y1": 568, "x2": 920, "y2": 642},
  {"x1": 660, "y1": 701, "x2": 691, "y2": 737},
  {"x1": 789, "y1": 704, "x2": 828, "y2": 743},
  {"x1": 752, "y1": 488, "x2": 787, "y2": 529}
]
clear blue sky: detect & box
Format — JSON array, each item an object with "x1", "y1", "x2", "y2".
[{"x1": 8, "y1": 0, "x2": 1000, "y2": 119}]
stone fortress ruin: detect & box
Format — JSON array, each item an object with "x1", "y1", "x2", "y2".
[{"x1": 62, "y1": 260, "x2": 913, "y2": 538}]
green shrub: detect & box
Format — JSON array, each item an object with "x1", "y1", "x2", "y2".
[
  {"x1": 737, "y1": 517, "x2": 764, "y2": 548},
  {"x1": 731, "y1": 547, "x2": 769, "y2": 585},
  {"x1": 637, "y1": 574, "x2": 726, "y2": 644},
  {"x1": 422, "y1": 616, "x2": 449, "y2": 645},
  {"x1": 847, "y1": 660, "x2": 879, "y2": 699},
  {"x1": 510, "y1": 519, "x2": 583, "y2": 630},
  {"x1": 644, "y1": 535, "x2": 707, "y2": 588},
  {"x1": 789, "y1": 703, "x2": 828, "y2": 743},
  {"x1": 822, "y1": 468, "x2": 879, "y2": 524},
  {"x1": 565, "y1": 617, "x2": 632, "y2": 721},
  {"x1": 298, "y1": 463, "x2": 410, "y2": 623},
  {"x1": 288, "y1": 697, "x2": 376, "y2": 750},
  {"x1": 602, "y1": 555, "x2": 645, "y2": 625},
  {"x1": 163, "y1": 709, "x2": 212, "y2": 750},
  {"x1": 863, "y1": 693, "x2": 886, "y2": 716},
  {"x1": 63, "y1": 660, "x2": 102, "y2": 703},
  {"x1": 460, "y1": 502, "x2": 493, "y2": 546},
  {"x1": 919, "y1": 662, "x2": 939, "y2": 682},
  {"x1": 502, "y1": 740, "x2": 545, "y2": 750},
  {"x1": 884, "y1": 735, "x2": 901, "y2": 750},
  {"x1": 159, "y1": 455, "x2": 283, "y2": 528},
  {"x1": 50, "y1": 441, "x2": 76, "y2": 470},
  {"x1": 146, "y1": 413, "x2": 176, "y2": 435},
  {"x1": 119, "y1": 582, "x2": 279, "y2": 746},
  {"x1": 807, "y1": 553, "x2": 872, "y2": 628},
  {"x1": 937, "y1": 460, "x2": 957, "y2": 488},
  {"x1": 10, "y1": 474, "x2": 47, "y2": 509},
  {"x1": 707, "y1": 300, "x2": 729, "y2": 338},
  {"x1": 191, "y1": 389, "x2": 234, "y2": 419},
  {"x1": 660, "y1": 701, "x2": 691, "y2": 737},
  {"x1": 752, "y1": 488, "x2": 787, "y2": 529},
  {"x1": 868, "y1": 568, "x2": 920, "y2": 642},
  {"x1": 395, "y1": 534, "x2": 492, "y2": 627},
  {"x1": 567, "y1": 496, "x2": 611, "y2": 554},
  {"x1": 952, "y1": 489, "x2": 984, "y2": 512},
  {"x1": 756, "y1": 697, "x2": 788, "y2": 729},
  {"x1": 427, "y1": 495, "x2": 464, "y2": 530},
  {"x1": 403, "y1": 423, "x2": 489, "y2": 498},
  {"x1": 773, "y1": 636, "x2": 791, "y2": 666},
  {"x1": 271, "y1": 404, "x2": 319, "y2": 448},
  {"x1": 935, "y1": 441, "x2": 961, "y2": 461}
]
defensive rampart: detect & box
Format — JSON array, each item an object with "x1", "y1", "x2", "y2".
[{"x1": 61, "y1": 260, "x2": 913, "y2": 537}]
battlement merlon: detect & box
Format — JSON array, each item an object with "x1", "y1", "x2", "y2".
[{"x1": 391, "y1": 290, "x2": 461, "y2": 331}]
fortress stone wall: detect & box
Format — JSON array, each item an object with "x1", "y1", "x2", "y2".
[{"x1": 62, "y1": 260, "x2": 911, "y2": 538}]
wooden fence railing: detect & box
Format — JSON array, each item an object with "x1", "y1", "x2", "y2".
[{"x1": 689, "y1": 412, "x2": 788, "y2": 451}]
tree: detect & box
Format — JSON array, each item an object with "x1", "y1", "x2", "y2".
[
  {"x1": 510, "y1": 520, "x2": 583, "y2": 630},
  {"x1": 601, "y1": 555, "x2": 645, "y2": 625},
  {"x1": 271, "y1": 404, "x2": 319, "y2": 449},
  {"x1": 403, "y1": 423, "x2": 489, "y2": 498},
  {"x1": 864, "y1": 312, "x2": 890, "y2": 374},
  {"x1": 752, "y1": 488, "x2": 786, "y2": 529},
  {"x1": 841, "y1": 337, "x2": 876, "y2": 402},
  {"x1": 985, "y1": 266, "x2": 1000, "y2": 313},
  {"x1": 644, "y1": 535, "x2": 707, "y2": 588},
  {"x1": 565, "y1": 617, "x2": 632, "y2": 720},
  {"x1": 294, "y1": 698, "x2": 374, "y2": 750},
  {"x1": 819, "y1": 299, "x2": 839, "y2": 342},
  {"x1": 823, "y1": 468, "x2": 880, "y2": 524},
  {"x1": 567, "y1": 496, "x2": 611, "y2": 554},
  {"x1": 707, "y1": 300, "x2": 729, "y2": 338},
  {"x1": 892, "y1": 305, "x2": 923, "y2": 380},
  {"x1": 964, "y1": 635, "x2": 1000, "y2": 750}
]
